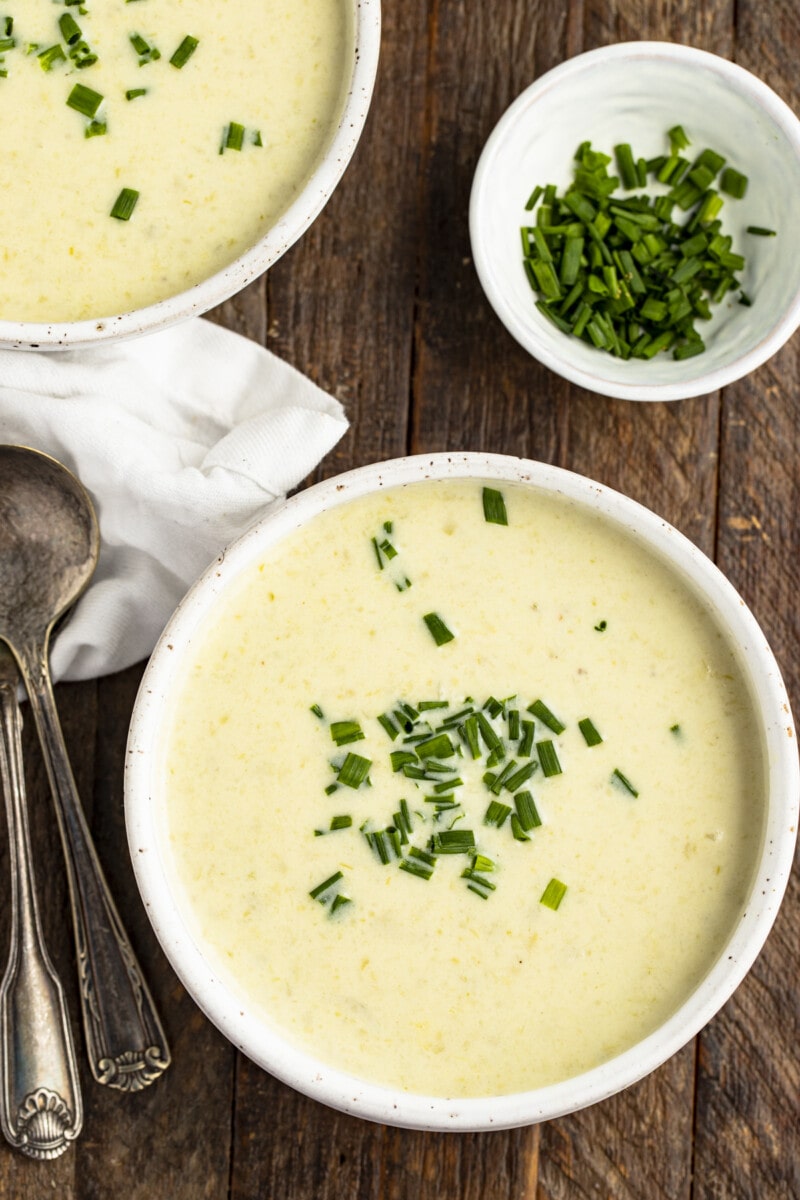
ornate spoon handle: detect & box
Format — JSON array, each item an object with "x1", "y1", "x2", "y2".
[
  {"x1": 0, "y1": 656, "x2": 82, "y2": 1158},
  {"x1": 15, "y1": 638, "x2": 170, "y2": 1092}
]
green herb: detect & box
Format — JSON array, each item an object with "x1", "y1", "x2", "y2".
[
  {"x1": 594, "y1": 619, "x2": 608, "y2": 631},
  {"x1": 510, "y1": 814, "x2": 530, "y2": 842},
  {"x1": 536, "y1": 740, "x2": 562, "y2": 778},
  {"x1": 252, "y1": 130, "x2": 263, "y2": 147},
  {"x1": 336, "y1": 752, "x2": 371, "y2": 789},
  {"x1": 309, "y1": 871, "x2": 343, "y2": 901},
  {"x1": 416, "y1": 732, "x2": 454, "y2": 760},
  {"x1": 670, "y1": 723, "x2": 681, "y2": 735},
  {"x1": 330, "y1": 719, "x2": 365, "y2": 747},
  {"x1": 514, "y1": 790, "x2": 541, "y2": 831},
  {"x1": 310, "y1": 703, "x2": 324, "y2": 719},
  {"x1": 38, "y1": 44, "x2": 66, "y2": 70},
  {"x1": 540, "y1": 877, "x2": 567, "y2": 910},
  {"x1": 518, "y1": 719, "x2": 535, "y2": 757},
  {"x1": 170, "y1": 34, "x2": 198, "y2": 68},
  {"x1": 431, "y1": 829, "x2": 475, "y2": 854},
  {"x1": 423, "y1": 612, "x2": 455, "y2": 646},
  {"x1": 612, "y1": 767, "x2": 639, "y2": 797},
  {"x1": 125, "y1": 87, "x2": 148, "y2": 100},
  {"x1": 67, "y1": 82, "x2": 103, "y2": 118},
  {"x1": 527, "y1": 699, "x2": 565, "y2": 735},
  {"x1": 521, "y1": 129, "x2": 754, "y2": 361},
  {"x1": 85, "y1": 119, "x2": 107, "y2": 138},
  {"x1": 222, "y1": 121, "x2": 245, "y2": 152},
  {"x1": 110, "y1": 188, "x2": 139, "y2": 221},
  {"x1": 130, "y1": 32, "x2": 160, "y2": 64},
  {"x1": 746, "y1": 226, "x2": 776, "y2": 237},
  {"x1": 329, "y1": 815, "x2": 352, "y2": 831},
  {"x1": 483, "y1": 799, "x2": 511, "y2": 827},
  {"x1": 482, "y1": 486, "x2": 508, "y2": 526},
  {"x1": 58, "y1": 12, "x2": 82, "y2": 44},
  {"x1": 399, "y1": 845, "x2": 436, "y2": 880},
  {"x1": 502, "y1": 760, "x2": 538, "y2": 792},
  {"x1": 578, "y1": 717, "x2": 603, "y2": 747}
]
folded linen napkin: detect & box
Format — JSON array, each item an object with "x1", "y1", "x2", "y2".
[{"x1": 0, "y1": 318, "x2": 348, "y2": 681}]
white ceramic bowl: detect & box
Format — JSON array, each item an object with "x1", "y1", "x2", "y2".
[
  {"x1": 0, "y1": 0, "x2": 380, "y2": 352},
  {"x1": 470, "y1": 43, "x2": 800, "y2": 401},
  {"x1": 125, "y1": 451, "x2": 798, "y2": 1131}
]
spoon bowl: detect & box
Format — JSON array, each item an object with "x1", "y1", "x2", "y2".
[{"x1": 0, "y1": 446, "x2": 98, "y2": 643}]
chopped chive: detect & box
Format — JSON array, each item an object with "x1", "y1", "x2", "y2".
[
  {"x1": 324, "y1": 783, "x2": 339, "y2": 796},
  {"x1": 58, "y1": 13, "x2": 82, "y2": 44},
  {"x1": 540, "y1": 877, "x2": 567, "y2": 910},
  {"x1": 484, "y1": 799, "x2": 511, "y2": 828},
  {"x1": 110, "y1": 188, "x2": 139, "y2": 221},
  {"x1": 330, "y1": 719, "x2": 365, "y2": 747},
  {"x1": 38, "y1": 44, "x2": 66, "y2": 70},
  {"x1": 85, "y1": 119, "x2": 107, "y2": 138},
  {"x1": 536, "y1": 740, "x2": 562, "y2": 778},
  {"x1": 527, "y1": 699, "x2": 565, "y2": 735},
  {"x1": 310, "y1": 704, "x2": 324, "y2": 719},
  {"x1": 431, "y1": 830, "x2": 475, "y2": 854},
  {"x1": 130, "y1": 32, "x2": 160, "y2": 63},
  {"x1": 670, "y1": 723, "x2": 681, "y2": 735},
  {"x1": 514, "y1": 790, "x2": 541, "y2": 831},
  {"x1": 462, "y1": 714, "x2": 481, "y2": 759},
  {"x1": 336, "y1": 752, "x2": 371, "y2": 789},
  {"x1": 126, "y1": 87, "x2": 148, "y2": 100},
  {"x1": 475, "y1": 711, "x2": 501, "y2": 752},
  {"x1": 612, "y1": 767, "x2": 639, "y2": 797},
  {"x1": 224, "y1": 121, "x2": 245, "y2": 152},
  {"x1": 518, "y1": 719, "x2": 535, "y2": 757},
  {"x1": 502, "y1": 760, "x2": 538, "y2": 792},
  {"x1": 170, "y1": 34, "x2": 199, "y2": 68},
  {"x1": 423, "y1": 612, "x2": 455, "y2": 646},
  {"x1": 578, "y1": 717, "x2": 603, "y2": 747},
  {"x1": 330, "y1": 815, "x2": 352, "y2": 831},
  {"x1": 482, "y1": 486, "x2": 508, "y2": 526},
  {"x1": 309, "y1": 870, "x2": 343, "y2": 901},
  {"x1": 594, "y1": 619, "x2": 607, "y2": 632},
  {"x1": 746, "y1": 226, "x2": 776, "y2": 237},
  {"x1": 330, "y1": 893, "x2": 352, "y2": 914},
  {"x1": 416, "y1": 732, "x2": 454, "y2": 760},
  {"x1": 510, "y1": 814, "x2": 530, "y2": 842},
  {"x1": 377, "y1": 712, "x2": 400, "y2": 740},
  {"x1": 390, "y1": 749, "x2": 416, "y2": 773}
]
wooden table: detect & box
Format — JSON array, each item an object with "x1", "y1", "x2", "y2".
[{"x1": 2, "y1": 1, "x2": 798, "y2": 1196}]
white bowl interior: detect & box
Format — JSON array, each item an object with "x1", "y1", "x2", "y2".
[
  {"x1": 470, "y1": 43, "x2": 800, "y2": 400},
  {"x1": 125, "y1": 452, "x2": 799, "y2": 1131},
  {"x1": 0, "y1": 0, "x2": 381, "y2": 351}
]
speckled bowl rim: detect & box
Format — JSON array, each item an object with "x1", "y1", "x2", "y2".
[
  {"x1": 0, "y1": 0, "x2": 381, "y2": 351},
  {"x1": 469, "y1": 42, "x2": 800, "y2": 401},
  {"x1": 125, "y1": 451, "x2": 799, "y2": 1131}
]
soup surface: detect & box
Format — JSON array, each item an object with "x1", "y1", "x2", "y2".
[
  {"x1": 162, "y1": 479, "x2": 764, "y2": 1097},
  {"x1": 1, "y1": 0, "x2": 351, "y2": 321}
]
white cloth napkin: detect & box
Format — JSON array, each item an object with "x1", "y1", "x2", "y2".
[{"x1": 0, "y1": 318, "x2": 348, "y2": 681}]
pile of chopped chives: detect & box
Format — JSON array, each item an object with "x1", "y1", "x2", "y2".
[
  {"x1": 521, "y1": 126, "x2": 767, "y2": 361},
  {"x1": 309, "y1": 686, "x2": 642, "y2": 917}
]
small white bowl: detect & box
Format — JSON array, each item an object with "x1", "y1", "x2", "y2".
[
  {"x1": 0, "y1": 0, "x2": 380, "y2": 351},
  {"x1": 470, "y1": 43, "x2": 800, "y2": 401},
  {"x1": 125, "y1": 451, "x2": 798, "y2": 1131}
]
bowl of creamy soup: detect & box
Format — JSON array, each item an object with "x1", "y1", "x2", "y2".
[
  {"x1": 0, "y1": 0, "x2": 379, "y2": 349},
  {"x1": 125, "y1": 453, "x2": 798, "y2": 1130}
]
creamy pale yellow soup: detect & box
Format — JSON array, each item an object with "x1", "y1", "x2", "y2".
[
  {"x1": 1, "y1": 0, "x2": 351, "y2": 321},
  {"x1": 162, "y1": 479, "x2": 764, "y2": 1097}
]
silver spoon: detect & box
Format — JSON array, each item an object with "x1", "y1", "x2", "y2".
[
  {"x1": 0, "y1": 444, "x2": 170, "y2": 1092},
  {"x1": 0, "y1": 642, "x2": 82, "y2": 1157}
]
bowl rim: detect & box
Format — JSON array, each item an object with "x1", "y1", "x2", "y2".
[
  {"x1": 469, "y1": 40, "x2": 800, "y2": 401},
  {"x1": 0, "y1": 0, "x2": 381, "y2": 351},
  {"x1": 125, "y1": 450, "x2": 799, "y2": 1131}
]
